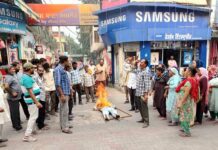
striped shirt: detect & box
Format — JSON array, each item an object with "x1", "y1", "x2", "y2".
[
  {"x1": 136, "y1": 68, "x2": 151, "y2": 97},
  {"x1": 70, "y1": 69, "x2": 81, "y2": 85},
  {"x1": 20, "y1": 74, "x2": 40, "y2": 104}
]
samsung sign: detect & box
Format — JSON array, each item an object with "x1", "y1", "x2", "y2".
[
  {"x1": 97, "y1": 6, "x2": 211, "y2": 45},
  {"x1": 136, "y1": 11, "x2": 195, "y2": 23}
]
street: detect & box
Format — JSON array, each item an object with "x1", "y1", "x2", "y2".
[{"x1": 4, "y1": 87, "x2": 218, "y2": 150}]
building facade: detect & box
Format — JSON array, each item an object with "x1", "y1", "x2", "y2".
[{"x1": 95, "y1": 2, "x2": 212, "y2": 85}]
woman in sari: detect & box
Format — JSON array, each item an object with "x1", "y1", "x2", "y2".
[
  {"x1": 176, "y1": 67, "x2": 199, "y2": 137},
  {"x1": 208, "y1": 67, "x2": 218, "y2": 121},
  {"x1": 166, "y1": 68, "x2": 181, "y2": 126},
  {"x1": 196, "y1": 68, "x2": 208, "y2": 124}
]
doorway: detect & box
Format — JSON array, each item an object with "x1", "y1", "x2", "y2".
[{"x1": 163, "y1": 49, "x2": 180, "y2": 67}]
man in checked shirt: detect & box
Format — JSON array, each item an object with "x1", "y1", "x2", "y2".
[{"x1": 135, "y1": 59, "x2": 152, "y2": 128}]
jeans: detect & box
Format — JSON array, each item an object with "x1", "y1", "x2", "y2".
[
  {"x1": 25, "y1": 104, "x2": 38, "y2": 136},
  {"x1": 59, "y1": 96, "x2": 69, "y2": 130}
]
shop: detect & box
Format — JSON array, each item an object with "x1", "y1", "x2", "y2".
[
  {"x1": 95, "y1": 3, "x2": 211, "y2": 83},
  {"x1": 0, "y1": 2, "x2": 27, "y2": 66}
]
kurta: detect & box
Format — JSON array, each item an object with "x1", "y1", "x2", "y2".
[
  {"x1": 154, "y1": 75, "x2": 168, "y2": 117},
  {"x1": 209, "y1": 78, "x2": 218, "y2": 113},
  {"x1": 199, "y1": 77, "x2": 208, "y2": 112},
  {"x1": 0, "y1": 87, "x2": 10, "y2": 124}
]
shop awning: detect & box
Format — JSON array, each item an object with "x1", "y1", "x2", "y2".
[{"x1": 14, "y1": 0, "x2": 40, "y2": 22}]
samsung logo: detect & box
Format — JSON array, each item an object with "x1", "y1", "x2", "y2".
[
  {"x1": 136, "y1": 11, "x2": 195, "y2": 23},
  {"x1": 100, "y1": 15, "x2": 126, "y2": 27}
]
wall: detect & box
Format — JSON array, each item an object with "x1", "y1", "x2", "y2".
[{"x1": 90, "y1": 26, "x2": 105, "y2": 53}]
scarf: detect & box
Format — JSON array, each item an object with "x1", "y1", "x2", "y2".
[
  {"x1": 176, "y1": 77, "x2": 199, "y2": 102},
  {"x1": 167, "y1": 68, "x2": 181, "y2": 88},
  {"x1": 199, "y1": 67, "x2": 208, "y2": 79}
]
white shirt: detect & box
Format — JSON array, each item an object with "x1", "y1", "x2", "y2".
[{"x1": 127, "y1": 71, "x2": 137, "y2": 89}]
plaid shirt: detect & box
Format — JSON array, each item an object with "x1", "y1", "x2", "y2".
[
  {"x1": 54, "y1": 64, "x2": 70, "y2": 96},
  {"x1": 83, "y1": 72, "x2": 95, "y2": 87},
  {"x1": 70, "y1": 69, "x2": 81, "y2": 85},
  {"x1": 136, "y1": 68, "x2": 151, "y2": 96}
]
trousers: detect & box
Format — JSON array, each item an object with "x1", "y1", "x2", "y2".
[
  {"x1": 7, "y1": 100, "x2": 22, "y2": 129},
  {"x1": 36, "y1": 101, "x2": 46, "y2": 129},
  {"x1": 45, "y1": 91, "x2": 56, "y2": 115},
  {"x1": 59, "y1": 96, "x2": 69, "y2": 130},
  {"x1": 85, "y1": 86, "x2": 95, "y2": 102},
  {"x1": 25, "y1": 104, "x2": 38, "y2": 136},
  {"x1": 73, "y1": 84, "x2": 82, "y2": 103},
  {"x1": 19, "y1": 97, "x2": 30, "y2": 119},
  {"x1": 128, "y1": 88, "x2": 136, "y2": 109}
]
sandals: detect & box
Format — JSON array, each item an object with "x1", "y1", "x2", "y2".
[
  {"x1": 179, "y1": 132, "x2": 191, "y2": 137},
  {"x1": 62, "y1": 129, "x2": 73, "y2": 134}
]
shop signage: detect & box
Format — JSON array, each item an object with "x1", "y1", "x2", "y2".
[
  {"x1": 0, "y1": 2, "x2": 26, "y2": 35},
  {"x1": 102, "y1": 0, "x2": 128, "y2": 10},
  {"x1": 97, "y1": 5, "x2": 211, "y2": 45},
  {"x1": 28, "y1": 4, "x2": 99, "y2": 26}
]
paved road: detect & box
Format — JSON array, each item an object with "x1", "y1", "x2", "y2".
[{"x1": 3, "y1": 88, "x2": 218, "y2": 150}]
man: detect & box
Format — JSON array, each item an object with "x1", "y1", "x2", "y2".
[
  {"x1": 122, "y1": 57, "x2": 132, "y2": 103},
  {"x1": 20, "y1": 63, "x2": 42, "y2": 142},
  {"x1": 135, "y1": 59, "x2": 151, "y2": 128},
  {"x1": 95, "y1": 59, "x2": 108, "y2": 86},
  {"x1": 168, "y1": 56, "x2": 178, "y2": 68},
  {"x1": 54, "y1": 56, "x2": 72, "y2": 134},
  {"x1": 83, "y1": 65, "x2": 95, "y2": 103},
  {"x1": 34, "y1": 66, "x2": 49, "y2": 130},
  {"x1": 11, "y1": 62, "x2": 30, "y2": 120},
  {"x1": 71, "y1": 62, "x2": 82, "y2": 105},
  {"x1": 88, "y1": 60, "x2": 96, "y2": 75},
  {"x1": 5, "y1": 65, "x2": 23, "y2": 131}
]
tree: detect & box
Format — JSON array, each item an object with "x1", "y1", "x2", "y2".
[
  {"x1": 77, "y1": 0, "x2": 99, "y2": 56},
  {"x1": 65, "y1": 36, "x2": 81, "y2": 55}
]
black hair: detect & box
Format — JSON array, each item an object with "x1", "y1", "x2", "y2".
[
  {"x1": 11, "y1": 61, "x2": 19, "y2": 67},
  {"x1": 193, "y1": 60, "x2": 203, "y2": 68},
  {"x1": 156, "y1": 67, "x2": 164, "y2": 73},
  {"x1": 42, "y1": 62, "x2": 50, "y2": 72},
  {"x1": 31, "y1": 59, "x2": 40, "y2": 66},
  {"x1": 188, "y1": 66, "x2": 197, "y2": 77},
  {"x1": 59, "y1": 56, "x2": 68, "y2": 64},
  {"x1": 72, "y1": 61, "x2": 77, "y2": 65},
  {"x1": 39, "y1": 58, "x2": 47, "y2": 64}
]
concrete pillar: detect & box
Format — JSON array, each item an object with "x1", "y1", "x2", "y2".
[{"x1": 199, "y1": 40, "x2": 207, "y2": 68}]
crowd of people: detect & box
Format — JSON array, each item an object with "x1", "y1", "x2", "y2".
[
  {"x1": 0, "y1": 56, "x2": 109, "y2": 147},
  {"x1": 123, "y1": 57, "x2": 218, "y2": 137},
  {"x1": 0, "y1": 54, "x2": 217, "y2": 147}
]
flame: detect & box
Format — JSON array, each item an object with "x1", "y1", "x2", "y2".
[{"x1": 95, "y1": 83, "x2": 112, "y2": 109}]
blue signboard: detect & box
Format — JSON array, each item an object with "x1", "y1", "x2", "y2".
[
  {"x1": 97, "y1": 4, "x2": 211, "y2": 45},
  {"x1": 0, "y1": 2, "x2": 26, "y2": 35}
]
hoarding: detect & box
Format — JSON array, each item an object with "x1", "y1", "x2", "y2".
[
  {"x1": 28, "y1": 4, "x2": 99, "y2": 26},
  {"x1": 102, "y1": 0, "x2": 128, "y2": 9}
]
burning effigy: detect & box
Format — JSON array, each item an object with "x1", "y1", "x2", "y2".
[{"x1": 94, "y1": 83, "x2": 120, "y2": 121}]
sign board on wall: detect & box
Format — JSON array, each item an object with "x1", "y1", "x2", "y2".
[
  {"x1": 130, "y1": 0, "x2": 207, "y2": 5},
  {"x1": 0, "y1": 2, "x2": 26, "y2": 35},
  {"x1": 124, "y1": 42, "x2": 139, "y2": 52},
  {"x1": 28, "y1": 4, "x2": 99, "y2": 26},
  {"x1": 102, "y1": 0, "x2": 128, "y2": 9}
]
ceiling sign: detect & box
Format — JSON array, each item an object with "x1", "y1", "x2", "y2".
[{"x1": 28, "y1": 4, "x2": 99, "y2": 26}]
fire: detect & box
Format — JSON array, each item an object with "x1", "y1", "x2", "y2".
[{"x1": 95, "y1": 83, "x2": 112, "y2": 109}]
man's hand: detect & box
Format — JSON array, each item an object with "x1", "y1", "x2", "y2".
[
  {"x1": 36, "y1": 102, "x2": 43, "y2": 109},
  {"x1": 143, "y1": 94, "x2": 148, "y2": 102},
  {"x1": 60, "y1": 95, "x2": 66, "y2": 103},
  {"x1": 12, "y1": 92, "x2": 18, "y2": 97},
  {"x1": 0, "y1": 107, "x2": 4, "y2": 112}
]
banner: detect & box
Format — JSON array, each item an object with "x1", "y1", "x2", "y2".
[
  {"x1": 130, "y1": 0, "x2": 207, "y2": 5},
  {"x1": 28, "y1": 4, "x2": 99, "y2": 26},
  {"x1": 102, "y1": 0, "x2": 128, "y2": 9},
  {"x1": 0, "y1": 2, "x2": 26, "y2": 35}
]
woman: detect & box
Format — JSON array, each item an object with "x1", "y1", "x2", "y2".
[
  {"x1": 196, "y1": 68, "x2": 208, "y2": 124},
  {"x1": 176, "y1": 67, "x2": 199, "y2": 137},
  {"x1": 153, "y1": 67, "x2": 168, "y2": 119},
  {"x1": 208, "y1": 65, "x2": 217, "y2": 80},
  {"x1": 166, "y1": 68, "x2": 181, "y2": 126},
  {"x1": 208, "y1": 67, "x2": 218, "y2": 121}
]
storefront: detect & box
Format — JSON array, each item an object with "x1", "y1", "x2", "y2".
[
  {"x1": 95, "y1": 3, "x2": 211, "y2": 83},
  {"x1": 0, "y1": 2, "x2": 27, "y2": 66}
]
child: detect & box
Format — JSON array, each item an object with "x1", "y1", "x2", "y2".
[{"x1": 83, "y1": 65, "x2": 95, "y2": 103}]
